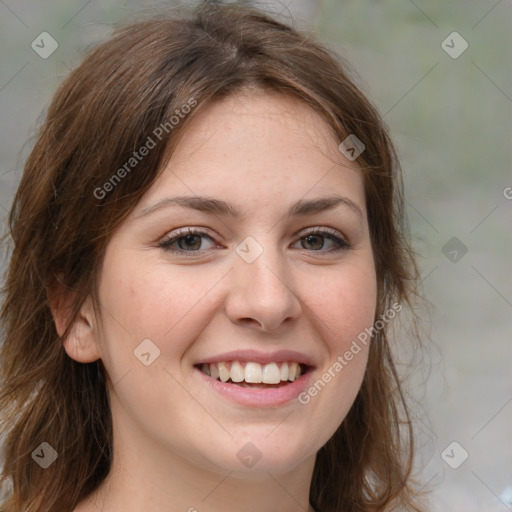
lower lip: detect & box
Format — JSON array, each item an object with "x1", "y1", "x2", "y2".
[{"x1": 195, "y1": 367, "x2": 313, "y2": 407}]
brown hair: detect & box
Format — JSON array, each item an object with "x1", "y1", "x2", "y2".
[{"x1": 0, "y1": 2, "x2": 423, "y2": 510}]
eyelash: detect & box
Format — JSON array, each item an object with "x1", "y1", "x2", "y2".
[{"x1": 158, "y1": 227, "x2": 350, "y2": 255}]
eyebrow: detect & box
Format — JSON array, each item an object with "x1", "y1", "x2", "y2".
[{"x1": 137, "y1": 195, "x2": 364, "y2": 221}]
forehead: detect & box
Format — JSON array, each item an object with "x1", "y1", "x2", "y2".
[
  {"x1": 170, "y1": 91, "x2": 341, "y2": 164},
  {"x1": 134, "y1": 91, "x2": 366, "y2": 219}
]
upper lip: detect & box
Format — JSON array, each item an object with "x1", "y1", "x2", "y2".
[{"x1": 195, "y1": 349, "x2": 315, "y2": 367}]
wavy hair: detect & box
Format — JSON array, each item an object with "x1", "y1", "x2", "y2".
[{"x1": 0, "y1": 2, "x2": 423, "y2": 510}]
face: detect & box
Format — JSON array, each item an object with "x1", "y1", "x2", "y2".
[{"x1": 90, "y1": 91, "x2": 377, "y2": 478}]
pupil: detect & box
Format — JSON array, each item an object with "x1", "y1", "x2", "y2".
[
  {"x1": 181, "y1": 234, "x2": 201, "y2": 250},
  {"x1": 304, "y1": 235, "x2": 323, "y2": 250}
]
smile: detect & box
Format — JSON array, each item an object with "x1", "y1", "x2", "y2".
[
  {"x1": 199, "y1": 361, "x2": 307, "y2": 386},
  {"x1": 194, "y1": 359, "x2": 314, "y2": 407}
]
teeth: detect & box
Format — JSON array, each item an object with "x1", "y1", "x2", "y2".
[
  {"x1": 200, "y1": 361, "x2": 305, "y2": 384},
  {"x1": 210, "y1": 363, "x2": 219, "y2": 380},
  {"x1": 230, "y1": 361, "x2": 244, "y2": 383},
  {"x1": 244, "y1": 362, "x2": 262, "y2": 383},
  {"x1": 262, "y1": 363, "x2": 281, "y2": 384},
  {"x1": 218, "y1": 362, "x2": 230, "y2": 382},
  {"x1": 288, "y1": 362, "x2": 299, "y2": 381},
  {"x1": 280, "y1": 362, "x2": 289, "y2": 381}
]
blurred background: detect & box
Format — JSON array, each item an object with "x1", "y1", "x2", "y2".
[{"x1": 0, "y1": 0, "x2": 511, "y2": 510}]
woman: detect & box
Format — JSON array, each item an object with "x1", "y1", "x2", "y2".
[{"x1": 0, "y1": 1, "x2": 424, "y2": 511}]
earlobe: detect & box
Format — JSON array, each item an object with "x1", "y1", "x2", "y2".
[{"x1": 47, "y1": 274, "x2": 101, "y2": 363}]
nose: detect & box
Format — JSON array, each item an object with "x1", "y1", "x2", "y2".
[{"x1": 224, "y1": 244, "x2": 302, "y2": 333}]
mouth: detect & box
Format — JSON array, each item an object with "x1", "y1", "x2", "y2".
[{"x1": 194, "y1": 361, "x2": 313, "y2": 389}]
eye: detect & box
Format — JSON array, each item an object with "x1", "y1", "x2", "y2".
[
  {"x1": 158, "y1": 227, "x2": 350, "y2": 255},
  {"x1": 159, "y1": 228, "x2": 219, "y2": 253},
  {"x1": 292, "y1": 228, "x2": 349, "y2": 252}
]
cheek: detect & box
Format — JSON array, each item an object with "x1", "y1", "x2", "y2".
[
  {"x1": 96, "y1": 256, "x2": 221, "y2": 365},
  {"x1": 305, "y1": 262, "x2": 377, "y2": 353},
  {"x1": 295, "y1": 264, "x2": 376, "y2": 435}
]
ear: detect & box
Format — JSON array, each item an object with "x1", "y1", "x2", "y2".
[{"x1": 47, "y1": 273, "x2": 101, "y2": 363}]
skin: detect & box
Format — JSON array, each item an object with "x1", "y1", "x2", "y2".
[{"x1": 53, "y1": 90, "x2": 377, "y2": 512}]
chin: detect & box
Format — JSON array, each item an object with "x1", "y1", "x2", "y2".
[{"x1": 205, "y1": 435, "x2": 317, "y2": 476}]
